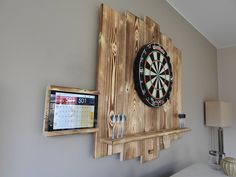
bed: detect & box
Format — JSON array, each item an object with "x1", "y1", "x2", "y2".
[{"x1": 170, "y1": 163, "x2": 227, "y2": 177}]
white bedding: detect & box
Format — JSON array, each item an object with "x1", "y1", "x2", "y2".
[{"x1": 170, "y1": 163, "x2": 227, "y2": 177}]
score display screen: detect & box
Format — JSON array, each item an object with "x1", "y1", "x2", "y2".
[{"x1": 48, "y1": 91, "x2": 98, "y2": 131}]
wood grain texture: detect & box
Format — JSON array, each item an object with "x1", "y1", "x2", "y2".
[
  {"x1": 43, "y1": 86, "x2": 51, "y2": 132},
  {"x1": 94, "y1": 4, "x2": 126, "y2": 158},
  {"x1": 141, "y1": 16, "x2": 161, "y2": 162},
  {"x1": 122, "y1": 11, "x2": 146, "y2": 160},
  {"x1": 173, "y1": 47, "x2": 182, "y2": 125},
  {"x1": 172, "y1": 47, "x2": 183, "y2": 140},
  {"x1": 100, "y1": 128, "x2": 191, "y2": 145},
  {"x1": 49, "y1": 85, "x2": 99, "y2": 95},
  {"x1": 44, "y1": 128, "x2": 99, "y2": 137},
  {"x1": 95, "y1": 4, "x2": 187, "y2": 162},
  {"x1": 145, "y1": 16, "x2": 160, "y2": 43},
  {"x1": 160, "y1": 33, "x2": 175, "y2": 148},
  {"x1": 160, "y1": 33, "x2": 174, "y2": 130},
  {"x1": 141, "y1": 138, "x2": 160, "y2": 163}
]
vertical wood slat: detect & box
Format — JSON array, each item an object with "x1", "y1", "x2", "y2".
[
  {"x1": 122, "y1": 11, "x2": 145, "y2": 161},
  {"x1": 141, "y1": 16, "x2": 161, "y2": 163},
  {"x1": 172, "y1": 47, "x2": 182, "y2": 140},
  {"x1": 145, "y1": 16, "x2": 160, "y2": 43},
  {"x1": 160, "y1": 33, "x2": 174, "y2": 149},
  {"x1": 140, "y1": 138, "x2": 160, "y2": 163},
  {"x1": 144, "y1": 16, "x2": 160, "y2": 132},
  {"x1": 176, "y1": 48, "x2": 182, "y2": 125},
  {"x1": 94, "y1": 4, "x2": 126, "y2": 158},
  {"x1": 111, "y1": 7, "x2": 127, "y2": 155}
]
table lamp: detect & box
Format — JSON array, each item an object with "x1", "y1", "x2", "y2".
[{"x1": 205, "y1": 101, "x2": 232, "y2": 163}]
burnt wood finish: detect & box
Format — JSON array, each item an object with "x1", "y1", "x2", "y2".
[
  {"x1": 94, "y1": 4, "x2": 126, "y2": 158},
  {"x1": 94, "y1": 4, "x2": 190, "y2": 163},
  {"x1": 122, "y1": 11, "x2": 146, "y2": 161},
  {"x1": 141, "y1": 16, "x2": 161, "y2": 163}
]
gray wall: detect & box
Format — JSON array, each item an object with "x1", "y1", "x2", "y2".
[
  {"x1": 217, "y1": 46, "x2": 236, "y2": 158},
  {"x1": 0, "y1": 0, "x2": 218, "y2": 177}
]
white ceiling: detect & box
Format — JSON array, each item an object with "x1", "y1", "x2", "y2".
[{"x1": 167, "y1": 0, "x2": 236, "y2": 49}]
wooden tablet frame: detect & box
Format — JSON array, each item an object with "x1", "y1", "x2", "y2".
[{"x1": 43, "y1": 85, "x2": 99, "y2": 137}]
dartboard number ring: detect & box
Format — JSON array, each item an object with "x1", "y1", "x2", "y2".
[{"x1": 134, "y1": 43, "x2": 173, "y2": 108}]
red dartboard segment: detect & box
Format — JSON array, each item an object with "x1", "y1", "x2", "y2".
[{"x1": 134, "y1": 43, "x2": 173, "y2": 108}]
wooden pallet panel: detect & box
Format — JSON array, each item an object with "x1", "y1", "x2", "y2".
[
  {"x1": 95, "y1": 4, "x2": 185, "y2": 162},
  {"x1": 94, "y1": 4, "x2": 126, "y2": 158}
]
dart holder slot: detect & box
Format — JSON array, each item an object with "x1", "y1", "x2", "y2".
[
  {"x1": 178, "y1": 114, "x2": 186, "y2": 128},
  {"x1": 111, "y1": 114, "x2": 126, "y2": 139}
]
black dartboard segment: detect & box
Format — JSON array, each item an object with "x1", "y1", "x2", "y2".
[{"x1": 134, "y1": 43, "x2": 173, "y2": 108}]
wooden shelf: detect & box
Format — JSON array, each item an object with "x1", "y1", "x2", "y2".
[
  {"x1": 49, "y1": 85, "x2": 99, "y2": 95},
  {"x1": 44, "y1": 128, "x2": 99, "y2": 137},
  {"x1": 100, "y1": 128, "x2": 191, "y2": 145}
]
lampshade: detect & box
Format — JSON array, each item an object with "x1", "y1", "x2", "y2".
[{"x1": 205, "y1": 101, "x2": 232, "y2": 127}]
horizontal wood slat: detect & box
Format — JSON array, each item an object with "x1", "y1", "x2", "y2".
[
  {"x1": 100, "y1": 128, "x2": 191, "y2": 145},
  {"x1": 44, "y1": 128, "x2": 99, "y2": 137}
]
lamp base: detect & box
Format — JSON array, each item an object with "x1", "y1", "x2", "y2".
[
  {"x1": 209, "y1": 150, "x2": 224, "y2": 170},
  {"x1": 218, "y1": 127, "x2": 225, "y2": 163}
]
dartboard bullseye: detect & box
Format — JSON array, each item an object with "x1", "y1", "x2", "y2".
[{"x1": 134, "y1": 43, "x2": 173, "y2": 108}]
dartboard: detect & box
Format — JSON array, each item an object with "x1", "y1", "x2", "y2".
[{"x1": 134, "y1": 43, "x2": 173, "y2": 108}]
